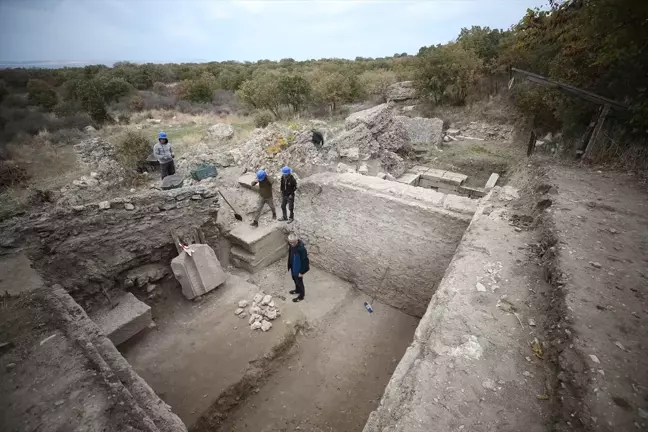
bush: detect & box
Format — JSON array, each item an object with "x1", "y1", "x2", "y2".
[
  {"x1": 152, "y1": 82, "x2": 171, "y2": 95},
  {"x1": 96, "y1": 76, "x2": 132, "y2": 103},
  {"x1": 129, "y1": 95, "x2": 145, "y2": 112},
  {"x1": 54, "y1": 101, "x2": 81, "y2": 117},
  {"x1": 0, "y1": 160, "x2": 29, "y2": 191},
  {"x1": 254, "y1": 110, "x2": 274, "y2": 128},
  {"x1": 0, "y1": 81, "x2": 8, "y2": 104},
  {"x1": 2, "y1": 93, "x2": 28, "y2": 109},
  {"x1": 27, "y1": 79, "x2": 58, "y2": 111},
  {"x1": 117, "y1": 113, "x2": 131, "y2": 124},
  {"x1": 182, "y1": 79, "x2": 214, "y2": 103},
  {"x1": 116, "y1": 131, "x2": 153, "y2": 170}
]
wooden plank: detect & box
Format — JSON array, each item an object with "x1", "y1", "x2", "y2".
[{"x1": 582, "y1": 104, "x2": 611, "y2": 160}]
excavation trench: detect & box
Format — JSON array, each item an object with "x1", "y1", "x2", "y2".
[{"x1": 2, "y1": 173, "x2": 477, "y2": 432}]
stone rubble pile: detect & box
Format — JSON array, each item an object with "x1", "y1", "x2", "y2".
[
  {"x1": 443, "y1": 121, "x2": 514, "y2": 142},
  {"x1": 234, "y1": 292, "x2": 281, "y2": 332},
  {"x1": 385, "y1": 81, "x2": 417, "y2": 102}
]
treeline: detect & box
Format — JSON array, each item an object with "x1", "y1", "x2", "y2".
[{"x1": 0, "y1": 0, "x2": 646, "y2": 138}]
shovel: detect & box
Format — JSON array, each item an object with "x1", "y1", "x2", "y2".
[{"x1": 218, "y1": 190, "x2": 243, "y2": 221}]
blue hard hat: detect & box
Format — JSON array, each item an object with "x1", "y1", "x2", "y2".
[
  {"x1": 281, "y1": 166, "x2": 291, "y2": 175},
  {"x1": 158, "y1": 131, "x2": 167, "y2": 139},
  {"x1": 256, "y1": 169, "x2": 267, "y2": 181}
]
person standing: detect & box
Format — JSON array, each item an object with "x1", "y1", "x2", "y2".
[
  {"x1": 250, "y1": 169, "x2": 276, "y2": 227},
  {"x1": 153, "y1": 131, "x2": 175, "y2": 180},
  {"x1": 287, "y1": 233, "x2": 309, "y2": 302},
  {"x1": 279, "y1": 166, "x2": 297, "y2": 222}
]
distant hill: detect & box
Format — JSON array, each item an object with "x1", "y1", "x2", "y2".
[{"x1": 0, "y1": 60, "x2": 115, "y2": 69}]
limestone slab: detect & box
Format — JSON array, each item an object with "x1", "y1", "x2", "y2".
[
  {"x1": 93, "y1": 292, "x2": 152, "y2": 346},
  {"x1": 396, "y1": 172, "x2": 420, "y2": 186},
  {"x1": 171, "y1": 244, "x2": 226, "y2": 300}
]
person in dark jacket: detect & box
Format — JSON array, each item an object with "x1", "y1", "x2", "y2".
[
  {"x1": 279, "y1": 166, "x2": 297, "y2": 222},
  {"x1": 287, "y1": 233, "x2": 309, "y2": 302},
  {"x1": 250, "y1": 169, "x2": 276, "y2": 227},
  {"x1": 311, "y1": 130, "x2": 324, "y2": 149}
]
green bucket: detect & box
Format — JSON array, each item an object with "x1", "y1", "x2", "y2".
[{"x1": 191, "y1": 163, "x2": 218, "y2": 181}]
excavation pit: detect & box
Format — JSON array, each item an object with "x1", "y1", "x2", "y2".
[{"x1": 2, "y1": 172, "x2": 480, "y2": 432}]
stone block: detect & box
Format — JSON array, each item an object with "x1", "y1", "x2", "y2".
[
  {"x1": 441, "y1": 171, "x2": 468, "y2": 186},
  {"x1": 485, "y1": 173, "x2": 500, "y2": 190},
  {"x1": 420, "y1": 168, "x2": 445, "y2": 181},
  {"x1": 171, "y1": 244, "x2": 226, "y2": 300},
  {"x1": 228, "y1": 222, "x2": 285, "y2": 256},
  {"x1": 396, "y1": 172, "x2": 420, "y2": 186},
  {"x1": 238, "y1": 173, "x2": 258, "y2": 190},
  {"x1": 458, "y1": 185, "x2": 487, "y2": 198},
  {"x1": 93, "y1": 292, "x2": 152, "y2": 346},
  {"x1": 230, "y1": 242, "x2": 287, "y2": 273}
]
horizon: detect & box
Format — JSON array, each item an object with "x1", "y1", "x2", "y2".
[{"x1": 0, "y1": 0, "x2": 548, "y2": 65}]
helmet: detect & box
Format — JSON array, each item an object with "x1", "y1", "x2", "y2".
[
  {"x1": 256, "y1": 169, "x2": 267, "y2": 181},
  {"x1": 158, "y1": 131, "x2": 167, "y2": 140},
  {"x1": 281, "y1": 166, "x2": 291, "y2": 175}
]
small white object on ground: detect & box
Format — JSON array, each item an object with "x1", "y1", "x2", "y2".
[
  {"x1": 475, "y1": 282, "x2": 487, "y2": 292},
  {"x1": 238, "y1": 300, "x2": 248, "y2": 308},
  {"x1": 234, "y1": 308, "x2": 244, "y2": 315},
  {"x1": 261, "y1": 320, "x2": 272, "y2": 332},
  {"x1": 589, "y1": 354, "x2": 601, "y2": 364}
]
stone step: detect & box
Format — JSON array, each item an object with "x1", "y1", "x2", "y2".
[
  {"x1": 231, "y1": 242, "x2": 288, "y2": 273},
  {"x1": 93, "y1": 292, "x2": 152, "y2": 346},
  {"x1": 228, "y1": 222, "x2": 285, "y2": 256}
]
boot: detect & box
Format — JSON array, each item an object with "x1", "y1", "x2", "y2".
[{"x1": 272, "y1": 212, "x2": 277, "y2": 220}]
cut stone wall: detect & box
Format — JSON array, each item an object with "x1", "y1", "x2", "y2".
[
  {"x1": 292, "y1": 173, "x2": 476, "y2": 317},
  {"x1": 0, "y1": 185, "x2": 220, "y2": 312}
]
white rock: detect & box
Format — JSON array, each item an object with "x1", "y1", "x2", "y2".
[
  {"x1": 614, "y1": 341, "x2": 625, "y2": 351},
  {"x1": 207, "y1": 124, "x2": 234, "y2": 139},
  {"x1": 265, "y1": 309, "x2": 278, "y2": 320},
  {"x1": 260, "y1": 320, "x2": 272, "y2": 332},
  {"x1": 336, "y1": 162, "x2": 356, "y2": 174},
  {"x1": 528, "y1": 318, "x2": 537, "y2": 327},
  {"x1": 238, "y1": 312, "x2": 247, "y2": 319},
  {"x1": 84, "y1": 125, "x2": 96, "y2": 132},
  {"x1": 475, "y1": 282, "x2": 487, "y2": 292},
  {"x1": 234, "y1": 308, "x2": 244, "y2": 315},
  {"x1": 589, "y1": 354, "x2": 600, "y2": 364},
  {"x1": 98, "y1": 201, "x2": 110, "y2": 210},
  {"x1": 376, "y1": 172, "x2": 387, "y2": 180},
  {"x1": 251, "y1": 321, "x2": 262, "y2": 330},
  {"x1": 339, "y1": 147, "x2": 360, "y2": 161},
  {"x1": 261, "y1": 294, "x2": 272, "y2": 306},
  {"x1": 358, "y1": 163, "x2": 369, "y2": 175},
  {"x1": 253, "y1": 293, "x2": 264, "y2": 304},
  {"x1": 268, "y1": 300, "x2": 275, "y2": 307},
  {"x1": 125, "y1": 203, "x2": 135, "y2": 210},
  {"x1": 385, "y1": 173, "x2": 396, "y2": 181},
  {"x1": 90, "y1": 172, "x2": 98, "y2": 178},
  {"x1": 238, "y1": 300, "x2": 249, "y2": 308},
  {"x1": 249, "y1": 306, "x2": 260, "y2": 315},
  {"x1": 443, "y1": 135, "x2": 451, "y2": 142},
  {"x1": 130, "y1": 188, "x2": 136, "y2": 193}
]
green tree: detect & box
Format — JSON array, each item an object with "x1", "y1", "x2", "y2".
[
  {"x1": 359, "y1": 69, "x2": 397, "y2": 101},
  {"x1": 27, "y1": 79, "x2": 58, "y2": 111},
  {"x1": 309, "y1": 69, "x2": 361, "y2": 112},
  {"x1": 278, "y1": 74, "x2": 311, "y2": 113},
  {"x1": 180, "y1": 72, "x2": 217, "y2": 103},
  {"x1": 236, "y1": 70, "x2": 282, "y2": 117}
]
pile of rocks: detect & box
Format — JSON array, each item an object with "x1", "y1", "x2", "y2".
[
  {"x1": 234, "y1": 292, "x2": 281, "y2": 332},
  {"x1": 385, "y1": 81, "x2": 417, "y2": 102},
  {"x1": 329, "y1": 103, "x2": 409, "y2": 177},
  {"x1": 443, "y1": 121, "x2": 514, "y2": 142},
  {"x1": 73, "y1": 138, "x2": 125, "y2": 183}
]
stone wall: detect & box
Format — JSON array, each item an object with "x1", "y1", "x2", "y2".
[
  {"x1": 291, "y1": 173, "x2": 475, "y2": 317},
  {"x1": 0, "y1": 185, "x2": 220, "y2": 312}
]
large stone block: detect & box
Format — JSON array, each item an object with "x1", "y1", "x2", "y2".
[
  {"x1": 93, "y1": 292, "x2": 152, "y2": 346},
  {"x1": 171, "y1": 244, "x2": 226, "y2": 300},
  {"x1": 230, "y1": 243, "x2": 287, "y2": 273},
  {"x1": 238, "y1": 172, "x2": 258, "y2": 190},
  {"x1": 228, "y1": 222, "x2": 285, "y2": 256}
]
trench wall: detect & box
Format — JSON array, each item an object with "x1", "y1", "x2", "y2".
[
  {"x1": 0, "y1": 185, "x2": 220, "y2": 313},
  {"x1": 294, "y1": 173, "x2": 476, "y2": 317}
]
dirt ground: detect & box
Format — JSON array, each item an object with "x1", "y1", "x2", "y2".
[
  {"x1": 218, "y1": 276, "x2": 419, "y2": 432},
  {"x1": 540, "y1": 164, "x2": 648, "y2": 430}
]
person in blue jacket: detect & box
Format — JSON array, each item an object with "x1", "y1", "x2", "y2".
[{"x1": 287, "y1": 233, "x2": 309, "y2": 302}]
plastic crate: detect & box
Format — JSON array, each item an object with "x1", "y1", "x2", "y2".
[{"x1": 191, "y1": 163, "x2": 218, "y2": 181}]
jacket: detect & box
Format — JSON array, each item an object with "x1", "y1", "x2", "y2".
[
  {"x1": 280, "y1": 174, "x2": 297, "y2": 196},
  {"x1": 153, "y1": 142, "x2": 174, "y2": 164},
  {"x1": 253, "y1": 177, "x2": 273, "y2": 199},
  {"x1": 287, "y1": 240, "x2": 309, "y2": 276}
]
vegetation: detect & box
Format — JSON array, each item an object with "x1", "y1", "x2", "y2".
[
  {"x1": 0, "y1": 0, "x2": 644, "y2": 167},
  {"x1": 116, "y1": 131, "x2": 152, "y2": 171}
]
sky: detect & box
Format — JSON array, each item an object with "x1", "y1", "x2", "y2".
[{"x1": 0, "y1": 0, "x2": 548, "y2": 63}]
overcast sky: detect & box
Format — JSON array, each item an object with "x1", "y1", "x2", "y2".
[{"x1": 0, "y1": 0, "x2": 548, "y2": 63}]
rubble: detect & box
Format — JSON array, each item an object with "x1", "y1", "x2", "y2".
[
  {"x1": 385, "y1": 81, "x2": 417, "y2": 102},
  {"x1": 396, "y1": 116, "x2": 443, "y2": 146},
  {"x1": 237, "y1": 292, "x2": 281, "y2": 332},
  {"x1": 260, "y1": 320, "x2": 272, "y2": 332},
  {"x1": 206, "y1": 124, "x2": 234, "y2": 140}
]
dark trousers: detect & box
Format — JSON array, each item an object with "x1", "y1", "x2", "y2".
[
  {"x1": 160, "y1": 160, "x2": 175, "y2": 180},
  {"x1": 281, "y1": 194, "x2": 295, "y2": 219},
  {"x1": 292, "y1": 274, "x2": 305, "y2": 299}
]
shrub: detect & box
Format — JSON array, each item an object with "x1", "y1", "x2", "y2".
[
  {"x1": 129, "y1": 95, "x2": 145, "y2": 112},
  {"x1": 0, "y1": 160, "x2": 30, "y2": 191},
  {"x1": 0, "y1": 81, "x2": 8, "y2": 103},
  {"x1": 152, "y1": 81, "x2": 170, "y2": 95},
  {"x1": 182, "y1": 79, "x2": 214, "y2": 103},
  {"x1": 117, "y1": 113, "x2": 131, "y2": 124},
  {"x1": 2, "y1": 93, "x2": 28, "y2": 109},
  {"x1": 27, "y1": 79, "x2": 58, "y2": 111},
  {"x1": 116, "y1": 131, "x2": 153, "y2": 171},
  {"x1": 54, "y1": 101, "x2": 81, "y2": 117},
  {"x1": 254, "y1": 110, "x2": 274, "y2": 128},
  {"x1": 96, "y1": 76, "x2": 132, "y2": 103}
]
